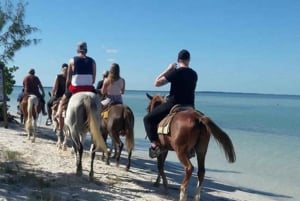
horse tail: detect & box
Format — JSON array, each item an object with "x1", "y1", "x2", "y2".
[
  {"x1": 25, "y1": 96, "x2": 34, "y2": 132},
  {"x1": 123, "y1": 105, "x2": 135, "y2": 152},
  {"x1": 25, "y1": 95, "x2": 38, "y2": 131},
  {"x1": 198, "y1": 114, "x2": 236, "y2": 163},
  {"x1": 83, "y1": 95, "x2": 107, "y2": 153}
]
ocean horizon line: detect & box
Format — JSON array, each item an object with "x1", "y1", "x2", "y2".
[{"x1": 13, "y1": 85, "x2": 300, "y2": 97}]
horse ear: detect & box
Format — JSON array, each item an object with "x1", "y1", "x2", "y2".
[{"x1": 146, "y1": 93, "x2": 153, "y2": 100}]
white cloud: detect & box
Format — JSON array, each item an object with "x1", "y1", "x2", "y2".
[
  {"x1": 107, "y1": 58, "x2": 115, "y2": 62},
  {"x1": 105, "y1": 48, "x2": 119, "y2": 54}
]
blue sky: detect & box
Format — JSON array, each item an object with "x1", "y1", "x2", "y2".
[{"x1": 8, "y1": 0, "x2": 300, "y2": 95}]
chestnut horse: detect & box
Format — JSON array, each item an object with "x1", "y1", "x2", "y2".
[
  {"x1": 63, "y1": 91, "x2": 109, "y2": 179},
  {"x1": 146, "y1": 93, "x2": 236, "y2": 201},
  {"x1": 19, "y1": 94, "x2": 42, "y2": 143},
  {"x1": 100, "y1": 104, "x2": 134, "y2": 170}
]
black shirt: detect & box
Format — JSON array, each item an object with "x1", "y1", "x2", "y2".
[{"x1": 165, "y1": 67, "x2": 197, "y2": 106}]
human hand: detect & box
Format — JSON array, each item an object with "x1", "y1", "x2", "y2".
[{"x1": 167, "y1": 63, "x2": 177, "y2": 70}]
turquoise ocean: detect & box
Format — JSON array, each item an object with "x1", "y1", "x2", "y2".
[{"x1": 8, "y1": 86, "x2": 300, "y2": 201}]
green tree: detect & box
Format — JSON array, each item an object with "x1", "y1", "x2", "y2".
[
  {"x1": 0, "y1": 0, "x2": 40, "y2": 120},
  {"x1": 0, "y1": 0, "x2": 40, "y2": 63}
]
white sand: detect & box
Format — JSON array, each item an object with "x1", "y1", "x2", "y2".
[{"x1": 0, "y1": 120, "x2": 276, "y2": 201}]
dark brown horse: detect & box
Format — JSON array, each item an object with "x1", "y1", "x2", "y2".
[
  {"x1": 100, "y1": 104, "x2": 134, "y2": 171},
  {"x1": 19, "y1": 94, "x2": 42, "y2": 142},
  {"x1": 146, "y1": 93, "x2": 236, "y2": 201}
]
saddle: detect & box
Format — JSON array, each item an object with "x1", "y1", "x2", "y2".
[
  {"x1": 101, "y1": 107, "x2": 110, "y2": 119},
  {"x1": 100, "y1": 102, "x2": 122, "y2": 119},
  {"x1": 157, "y1": 105, "x2": 194, "y2": 135}
]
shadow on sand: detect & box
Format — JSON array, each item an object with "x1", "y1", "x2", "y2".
[{"x1": 0, "y1": 121, "x2": 293, "y2": 201}]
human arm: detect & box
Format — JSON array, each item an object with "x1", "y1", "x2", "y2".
[
  {"x1": 92, "y1": 60, "x2": 96, "y2": 84},
  {"x1": 51, "y1": 76, "x2": 58, "y2": 97},
  {"x1": 66, "y1": 58, "x2": 74, "y2": 89},
  {"x1": 121, "y1": 78, "x2": 125, "y2": 94},
  {"x1": 38, "y1": 81, "x2": 45, "y2": 98},
  {"x1": 101, "y1": 78, "x2": 109, "y2": 95},
  {"x1": 154, "y1": 63, "x2": 177, "y2": 87}
]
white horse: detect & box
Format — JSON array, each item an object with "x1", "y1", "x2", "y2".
[
  {"x1": 63, "y1": 91, "x2": 109, "y2": 179},
  {"x1": 21, "y1": 94, "x2": 40, "y2": 143}
]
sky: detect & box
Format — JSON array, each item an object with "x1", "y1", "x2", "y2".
[{"x1": 5, "y1": 0, "x2": 300, "y2": 95}]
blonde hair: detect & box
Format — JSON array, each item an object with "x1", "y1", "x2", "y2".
[{"x1": 108, "y1": 63, "x2": 120, "y2": 82}]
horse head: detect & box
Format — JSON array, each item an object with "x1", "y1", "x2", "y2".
[{"x1": 146, "y1": 93, "x2": 165, "y2": 112}]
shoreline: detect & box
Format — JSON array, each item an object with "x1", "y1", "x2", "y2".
[{"x1": 0, "y1": 120, "x2": 277, "y2": 201}]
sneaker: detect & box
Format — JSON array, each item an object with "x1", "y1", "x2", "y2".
[
  {"x1": 45, "y1": 118, "x2": 52, "y2": 126},
  {"x1": 149, "y1": 146, "x2": 161, "y2": 158}
]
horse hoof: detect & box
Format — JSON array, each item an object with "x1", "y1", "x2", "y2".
[
  {"x1": 63, "y1": 145, "x2": 67, "y2": 151},
  {"x1": 89, "y1": 172, "x2": 94, "y2": 180}
]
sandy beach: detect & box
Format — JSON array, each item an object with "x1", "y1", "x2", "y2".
[{"x1": 0, "y1": 118, "x2": 276, "y2": 201}]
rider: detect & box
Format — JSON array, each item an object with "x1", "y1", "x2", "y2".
[
  {"x1": 143, "y1": 49, "x2": 198, "y2": 158},
  {"x1": 55, "y1": 41, "x2": 96, "y2": 132},
  {"x1": 46, "y1": 63, "x2": 68, "y2": 125},
  {"x1": 101, "y1": 63, "x2": 125, "y2": 107},
  {"x1": 23, "y1": 68, "x2": 47, "y2": 116},
  {"x1": 96, "y1": 70, "x2": 109, "y2": 95}
]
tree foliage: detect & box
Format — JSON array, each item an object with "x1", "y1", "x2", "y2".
[
  {"x1": 0, "y1": 0, "x2": 40, "y2": 120},
  {"x1": 0, "y1": 0, "x2": 41, "y2": 63},
  {"x1": 0, "y1": 0, "x2": 41, "y2": 95}
]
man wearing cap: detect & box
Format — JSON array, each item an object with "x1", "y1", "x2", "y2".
[
  {"x1": 23, "y1": 68, "x2": 47, "y2": 115},
  {"x1": 46, "y1": 63, "x2": 68, "y2": 125},
  {"x1": 143, "y1": 49, "x2": 198, "y2": 158},
  {"x1": 55, "y1": 41, "x2": 96, "y2": 133}
]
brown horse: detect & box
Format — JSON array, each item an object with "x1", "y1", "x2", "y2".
[
  {"x1": 100, "y1": 104, "x2": 135, "y2": 171},
  {"x1": 146, "y1": 93, "x2": 236, "y2": 201},
  {"x1": 19, "y1": 94, "x2": 42, "y2": 143}
]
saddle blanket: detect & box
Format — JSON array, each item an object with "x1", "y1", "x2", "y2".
[{"x1": 157, "y1": 105, "x2": 194, "y2": 135}]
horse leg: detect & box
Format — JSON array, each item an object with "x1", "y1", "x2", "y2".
[
  {"x1": 89, "y1": 143, "x2": 96, "y2": 180},
  {"x1": 193, "y1": 137, "x2": 209, "y2": 201},
  {"x1": 154, "y1": 151, "x2": 168, "y2": 190},
  {"x1": 111, "y1": 141, "x2": 117, "y2": 159},
  {"x1": 56, "y1": 130, "x2": 63, "y2": 149},
  {"x1": 62, "y1": 131, "x2": 68, "y2": 151},
  {"x1": 101, "y1": 130, "x2": 109, "y2": 161},
  {"x1": 177, "y1": 151, "x2": 194, "y2": 201},
  {"x1": 112, "y1": 134, "x2": 123, "y2": 168},
  {"x1": 31, "y1": 119, "x2": 37, "y2": 143},
  {"x1": 126, "y1": 148, "x2": 132, "y2": 171},
  {"x1": 76, "y1": 142, "x2": 83, "y2": 176}
]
